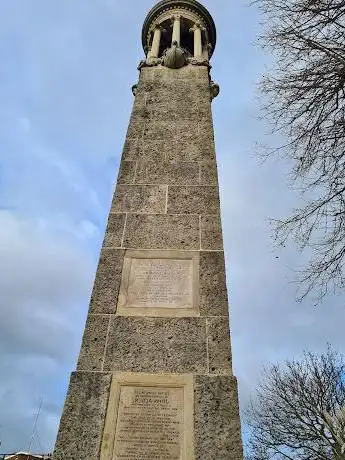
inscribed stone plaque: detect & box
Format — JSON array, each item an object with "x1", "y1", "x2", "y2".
[
  {"x1": 117, "y1": 251, "x2": 199, "y2": 317},
  {"x1": 101, "y1": 373, "x2": 195, "y2": 460}
]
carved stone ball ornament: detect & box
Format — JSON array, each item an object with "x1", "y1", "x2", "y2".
[
  {"x1": 210, "y1": 81, "x2": 220, "y2": 100},
  {"x1": 163, "y1": 41, "x2": 187, "y2": 69}
]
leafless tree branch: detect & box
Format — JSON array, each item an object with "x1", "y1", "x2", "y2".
[
  {"x1": 255, "y1": 0, "x2": 345, "y2": 302},
  {"x1": 245, "y1": 346, "x2": 345, "y2": 459}
]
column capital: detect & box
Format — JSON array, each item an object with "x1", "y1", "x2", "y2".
[
  {"x1": 152, "y1": 23, "x2": 163, "y2": 31},
  {"x1": 171, "y1": 14, "x2": 182, "y2": 21},
  {"x1": 189, "y1": 22, "x2": 202, "y2": 32}
]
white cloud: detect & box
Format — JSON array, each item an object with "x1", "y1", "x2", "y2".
[{"x1": 0, "y1": 211, "x2": 94, "y2": 451}]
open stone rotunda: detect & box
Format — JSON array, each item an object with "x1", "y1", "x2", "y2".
[{"x1": 52, "y1": 0, "x2": 244, "y2": 459}]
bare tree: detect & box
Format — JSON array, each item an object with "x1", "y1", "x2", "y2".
[
  {"x1": 255, "y1": 0, "x2": 345, "y2": 302},
  {"x1": 245, "y1": 347, "x2": 345, "y2": 459}
]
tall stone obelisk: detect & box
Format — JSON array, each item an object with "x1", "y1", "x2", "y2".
[{"x1": 53, "y1": 1, "x2": 243, "y2": 458}]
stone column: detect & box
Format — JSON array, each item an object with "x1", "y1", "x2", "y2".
[
  {"x1": 172, "y1": 15, "x2": 181, "y2": 45},
  {"x1": 148, "y1": 25, "x2": 162, "y2": 59},
  {"x1": 52, "y1": 2, "x2": 243, "y2": 460},
  {"x1": 193, "y1": 23, "x2": 203, "y2": 58}
]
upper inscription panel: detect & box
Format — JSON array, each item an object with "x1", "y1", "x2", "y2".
[
  {"x1": 128, "y1": 258, "x2": 193, "y2": 308},
  {"x1": 118, "y1": 250, "x2": 199, "y2": 317}
]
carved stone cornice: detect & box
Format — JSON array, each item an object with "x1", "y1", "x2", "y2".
[
  {"x1": 188, "y1": 57, "x2": 211, "y2": 69},
  {"x1": 137, "y1": 57, "x2": 163, "y2": 70},
  {"x1": 142, "y1": 0, "x2": 216, "y2": 57}
]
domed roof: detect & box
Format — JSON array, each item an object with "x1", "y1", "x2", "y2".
[{"x1": 142, "y1": 0, "x2": 216, "y2": 56}]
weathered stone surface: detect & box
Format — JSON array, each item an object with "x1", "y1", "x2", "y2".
[
  {"x1": 103, "y1": 213, "x2": 125, "y2": 248},
  {"x1": 143, "y1": 102, "x2": 211, "y2": 123},
  {"x1": 143, "y1": 120, "x2": 198, "y2": 143},
  {"x1": 142, "y1": 65, "x2": 209, "y2": 82},
  {"x1": 194, "y1": 376, "x2": 243, "y2": 460},
  {"x1": 200, "y1": 215, "x2": 224, "y2": 251},
  {"x1": 199, "y1": 251, "x2": 229, "y2": 317},
  {"x1": 122, "y1": 138, "x2": 139, "y2": 161},
  {"x1": 89, "y1": 249, "x2": 125, "y2": 314},
  {"x1": 144, "y1": 82, "x2": 206, "y2": 107},
  {"x1": 123, "y1": 138, "x2": 167, "y2": 162},
  {"x1": 123, "y1": 132, "x2": 213, "y2": 164},
  {"x1": 200, "y1": 162, "x2": 218, "y2": 185},
  {"x1": 123, "y1": 214, "x2": 200, "y2": 250},
  {"x1": 77, "y1": 315, "x2": 109, "y2": 371},
  {"x1": 208, "y1": 317, "x2": 232, "y2": 375},
  {"x1": 53, "y1": 372, "x2": 112, "y2": 460},
  {"x1": 117, "y1": 161, "x2": 136, "y2": 184},
  {"x1": 135, "y1": 160, "x2": 199, "y2": 185},
  {"x1": 167, "y1": 186, "x2": 220, "y2": 215},
  {"x1": 111, "y1": 185, "x2": 166, "y2": 214},
  {"x1": 126, "y1": 115, "x2": 145, "y2": 139},
  {"x1": 165, "y1": 139, "x2": 215, "y2": 163},
  {"x1": 104, "y1": 317, "x2": 207, "y2": 374},
  {"x1": 138, "y1": 139, "x2": 167, "y2": 162}
]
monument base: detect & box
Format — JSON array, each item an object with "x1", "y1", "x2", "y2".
[{"x1": 53, "y1": 372, "x2": 243, "y2": 460}]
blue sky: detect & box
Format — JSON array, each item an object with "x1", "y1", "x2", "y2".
[{"x1": 0, "y1": 0, "x2": 344, "y2": 454}]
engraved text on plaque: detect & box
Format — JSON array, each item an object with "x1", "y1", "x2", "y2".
[
  {"x1": 128, "y1": 258, "x2": 193, "y2": 308},
  {"x1": 100, "y1": 374, "x2": 195, "y2": 460},
  {"x1": 114, "y1": 386, "x2": 183, "y2": 460},
  {"x1": 117, "y1": 251, "x2": 200, "y2": 317}
]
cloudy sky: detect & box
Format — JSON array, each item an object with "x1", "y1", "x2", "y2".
[{"x1": 0, "y1": 0, "x2": 344, "y2": 454}]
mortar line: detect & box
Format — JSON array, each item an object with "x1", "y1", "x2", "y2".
[
  {"x1": 89, "y1": 312, "x2": 228, "y2": 319},
  {"x1": 115, "y1": 184, "x2": 218, "y2": 188},
  {"x1": 101, "y1": 316, "x2": 112, "y2": 371},
  {"x1": 206, "y1": 318, "x2": 210, "y2": 375},
  {"x1": 199, "y1": 215, "x2": 202, "y2": 251},
  {"x1": 109, "y1": 212, "x2": 219, "y2": 217},
  {"x1": 199, "y1": 162, "x2": 202, "y2": 185},
  {"x1": 89, "y1": 313, "x2": 114, "y2": 317},
  {"x1": 76, "y1": 369, "x2": 110, "y2": 374},
  {"x1": 133, "y1": 160, "x2": 139, "y2": 184},
  {"x1": 120, "y1": 213, "x2": 128, "y2": 248},
  {"x1": 103, "y1": 247, "x2": 224, "y2": 253},
  {"x1": 165, "y1": 185, "x2": 169, "y2": 214}
]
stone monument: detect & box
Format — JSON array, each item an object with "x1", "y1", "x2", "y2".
[{"x1": 52, "y1": 1, "x2": 243, "y2": 458}]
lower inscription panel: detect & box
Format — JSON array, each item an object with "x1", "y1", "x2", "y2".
[
  {"x1": 117, "y1": 250, "x2": 200, "y2": 317},
  {"x1": 115, "y1": 386, "x2": 183, "y2": 459},
  {"x1": 101, "y1": 373, "x2": 194, "y2": 460}
]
